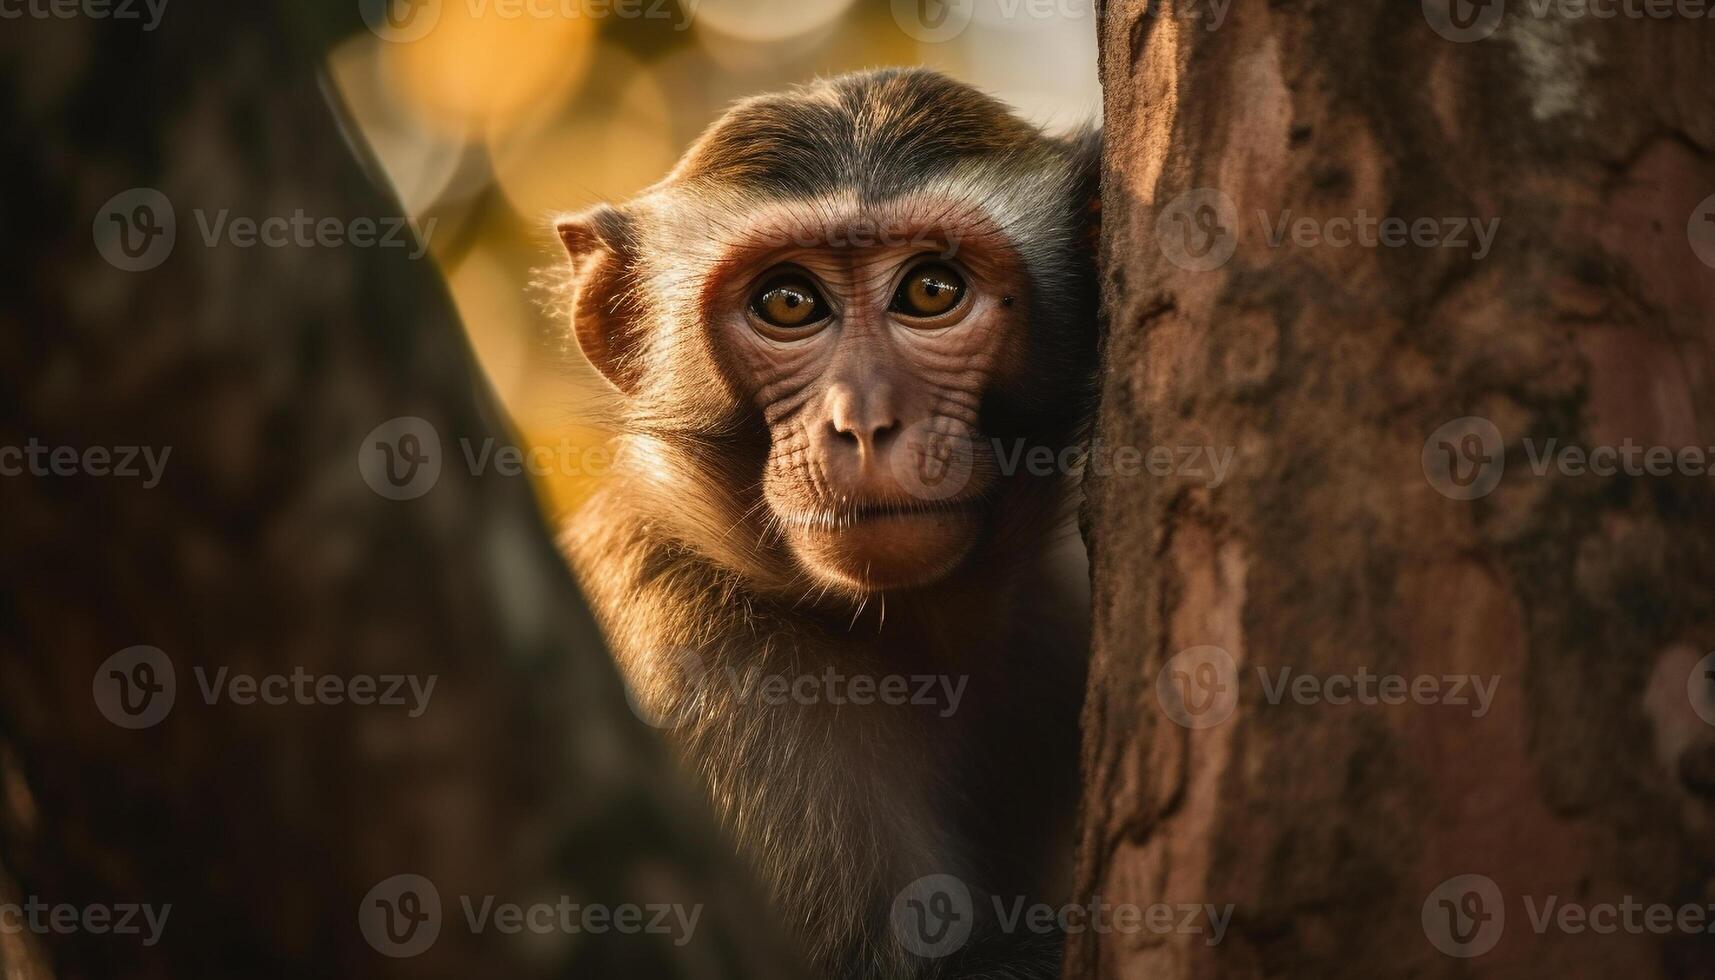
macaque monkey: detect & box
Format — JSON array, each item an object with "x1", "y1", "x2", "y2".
[{"x1": 556, "y1": 68, "x2": 1099, "y2": 979}]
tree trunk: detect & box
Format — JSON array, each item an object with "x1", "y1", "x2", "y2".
[
  {"x1": 1075, "y1": 1, "x2": 1715, "y2": 977},
  {"x1": 0, "y1": 4, "x2": 801, "y2": 979}
]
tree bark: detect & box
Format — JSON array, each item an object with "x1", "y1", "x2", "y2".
[
  {"x1": 1076, "y1": 1, "x2": 1715, "y2": 977},
  {"x1": 0, "y1": 4, "x2": 802, "y2": 978}
]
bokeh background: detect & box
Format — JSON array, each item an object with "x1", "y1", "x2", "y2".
[{"x1": 329, "y1": 0, "x2": 1099, "y2": 517}]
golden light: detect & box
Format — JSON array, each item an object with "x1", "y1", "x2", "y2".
[
  {"x1": 487, "y1": 45, "x2": 676, "y2": 221},
  {"x1": 326, "y1": 36, "x2": 467, "y2": 216},
  {"x1": 378, "y1": 1, "x2": 598, "y2": 136},
  {"x1": 446, "y1": 244, "x2": 535, "y2": 405}
]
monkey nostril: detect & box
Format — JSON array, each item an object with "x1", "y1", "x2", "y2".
[
  {"x1": 828, "y1": 417, "x2": 900, "y2": 454},
  {"x1": 872, "y1": 419, "x2": 902, "y2": 449}
]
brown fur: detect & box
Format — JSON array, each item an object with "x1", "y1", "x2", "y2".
[{"x1": 554, "y1": 69, "x2": 1099, "y2": 979}]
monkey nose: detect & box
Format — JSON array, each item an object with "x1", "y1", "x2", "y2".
[
  {"x1": 826, "y1": 387, "x2": 901, "y2": 463},
  {"x1": 828, "y1": 413, "x2": 901, "y2": 460}
]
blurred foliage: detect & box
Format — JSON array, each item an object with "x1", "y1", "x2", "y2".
[{"x1": 329, "y1": 0, "x2": 1099, "y2": 517}]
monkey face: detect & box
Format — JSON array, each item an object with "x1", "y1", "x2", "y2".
[
  {"x1": 554, "y1": 68, "x2": 1097, "y2": 599},
  {"x1": 699, "y1": 201, "x2": 1031, "y2": 592}
]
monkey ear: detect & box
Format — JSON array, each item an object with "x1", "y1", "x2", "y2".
[{"x1": 557, "y1": 205, "x2": 645, "y2": 395}]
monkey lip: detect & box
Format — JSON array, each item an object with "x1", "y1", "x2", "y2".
[
  {"x1": 782, "y1": 497, "x2": 981, "y2": 531},
  {"x1": 781, "y1": 498, "x2": 982, "y2": 591}
]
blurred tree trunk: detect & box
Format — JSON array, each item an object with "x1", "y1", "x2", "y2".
[
  {"x1": 1074, "y1": 1, "x2": 1715, "y2": 977},
  {"x1": 0, "y1": 3, "x2": 802, "y2": 979}
]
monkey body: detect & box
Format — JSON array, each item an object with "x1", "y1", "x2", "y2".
[
  {"x1": 565, "y1": 484, "x2": 1087, "y2": 977},
  {"x1": 556, "y1": 69, "x2": 1099, "y2": 978}
]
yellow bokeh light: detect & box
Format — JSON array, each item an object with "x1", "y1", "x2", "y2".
[
  {"x1": 488, "y1": 44, "x2": 676, "y2": 221},
  {"x1": 326, "y1": 36, "x2": 468, "y2": 215},
  {"x1": 379, "y1": 2, "x2": 598, "y2": 135},
  {"x1": 446, "y1": 245, "x2": 535, "y2": 406}
]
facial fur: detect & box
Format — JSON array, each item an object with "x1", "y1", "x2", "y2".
[{"x1": 556, "y1": 68, "x2": 1099, "y2": 602}]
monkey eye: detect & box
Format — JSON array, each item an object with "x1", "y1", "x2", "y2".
[
  {"x1": 749, "y1": 272, "x2": 831, "y2": 334},
  {"x1": 891, "y1": 262, "x2": 968, "y2": 321}
]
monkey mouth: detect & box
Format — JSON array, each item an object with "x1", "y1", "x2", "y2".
[
  {"x1": 781, "y1": 497, "x2": 980, "y2": 532},
  {"x1": 777, "y1": 497, "x2": 984, "y2": 592}
]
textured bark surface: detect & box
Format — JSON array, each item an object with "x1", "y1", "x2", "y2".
[
  {"x1": 1076, "y1": 1, "x2": 1715, "y2": 977},
  {"x1": 0, "y1": 4, "x2": 801, "y2": 979}
]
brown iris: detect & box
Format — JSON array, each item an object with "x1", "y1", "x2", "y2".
[
  {"x1": 750, "y1": 273, "x2": 829, "y2": 331},
  {"x1": 892, "y1": 263, "x2": 967, "y2": 319}
]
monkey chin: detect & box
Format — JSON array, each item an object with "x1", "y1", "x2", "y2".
[{"x1": 784, "y1": 504, "x2": 982, "y2": 593}]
